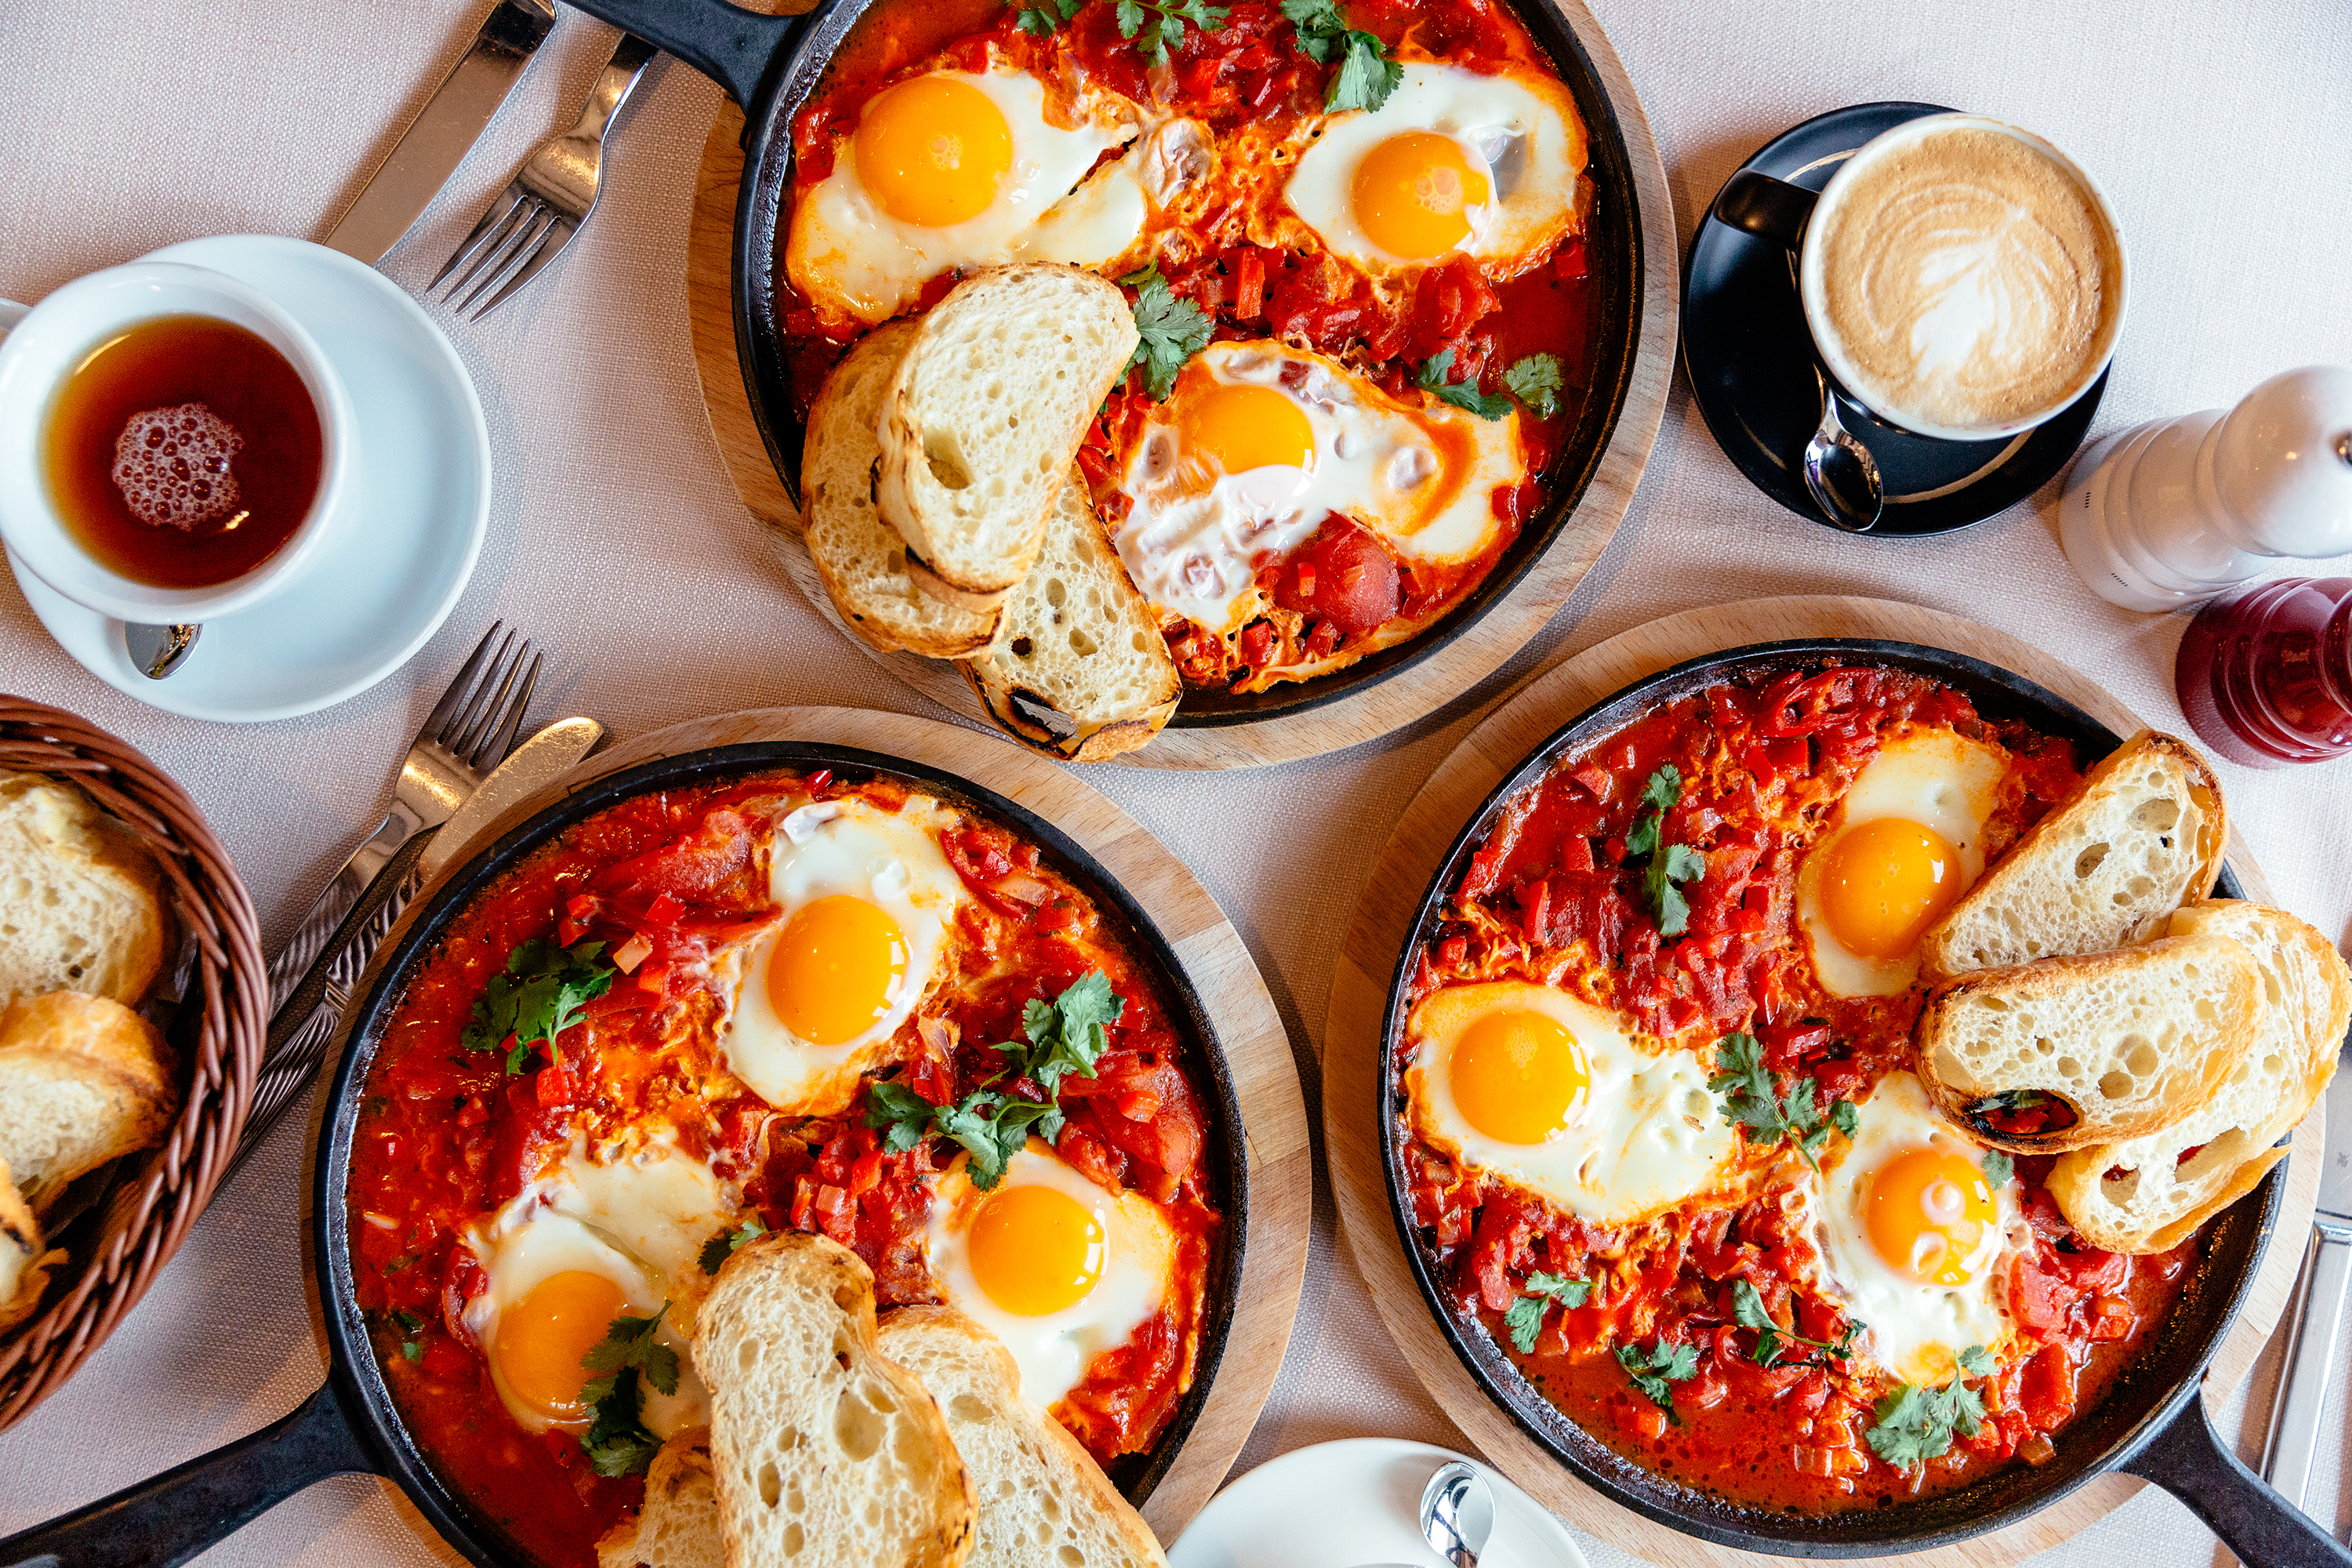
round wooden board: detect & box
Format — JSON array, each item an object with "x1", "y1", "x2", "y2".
[
  {"x1": 681, "y1": 0, "x2": 1679, "y2": 769},
  {"x1": 318, "y1": 707, "x2": 1311, "y2": 1543},
  {"x1": 1321, "y1": 595, "x2": 2321, "y2": 1568}
]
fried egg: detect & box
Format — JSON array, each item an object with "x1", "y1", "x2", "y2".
[
  {"x1": 1405, "y1": 981, "x2": 1737, "y2": 1225},
  {"x1": 716, "y1": 797, "x2": 964, "y2": 1116},
  {"x1": 460, "y1": 1138, "x2": 738, "y2": 1436},
  {"x1": 1283, "y1": 62, "x2": 1586, "y2": 278},
  {"x1": 1795, "y1": 728, "x2": 2009, "y2": 997},
  {"x1": 786, "y1": 62, "x2": 1145, "y2": 325},
  {"x1": 1806, "y1": 1070, "x2": 2023, "y2": 1385},
  {"x1": 1112, "y1": 339, "x2": 1523, "y2": 632},
  {"x1": 924, "y1": 1142, "x2": 1177, "y2": 1410}
]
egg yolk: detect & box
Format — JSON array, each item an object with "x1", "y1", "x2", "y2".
[
  {"x1": 1352, "y1": 132, "x2": 1491, "y2": 259},
  {"x1": 495, "y1": 1269, "x2": 633, "y2": 1421},
  {"x1": 1450, "y1": 1009, "x2": 1588, "y2": 1145},
  {"x1": 1865, "y1": 1147, "x2": 1996, "y2": 1285},
  {"x1": 967, "y1": 1182, "x2": 1106, "y2": 1316},
  {"x1": 1819, "y1": 816, "x2": 1964, "y2": 960},
  {"x1": 854, "y1": 75, "x2": 1013, "y2": 227},
  {"x1": 1178, "y1": 383, "x2": 1316, "y2": 474},
  {"x1": 768, "y1": 895, "x2": 908, "y2": 1045}
]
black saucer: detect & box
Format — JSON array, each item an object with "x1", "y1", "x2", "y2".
[{"x1": 1680, "y1": 101, "x2": 2108, "y2": 538}]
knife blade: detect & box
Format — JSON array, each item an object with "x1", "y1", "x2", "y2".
[
  {"x1": 2259, "y1": 1030, "x2": 2352, "y2": 1512},
  {"x1": 324, "y1": 0, "x2": 557, "y2": 265},
  {"x1": 227, "y1": 716, "x2": 603, "y2": 1171}
]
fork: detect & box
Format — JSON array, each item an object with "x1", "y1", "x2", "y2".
[
  {"x1": 234, "y1": 624, "x2": 542, "y2": 1167},
  {"x1": 431, "y1": 32, "x2": 658, "y2": 319}
]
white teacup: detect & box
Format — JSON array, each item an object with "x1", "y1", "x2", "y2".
[{"x1": 0, "y1": 261, "x2": 355, "y2": 624}]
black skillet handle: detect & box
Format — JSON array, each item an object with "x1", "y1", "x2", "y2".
[
  {"x1": 2121, "y1": 1387, "x2": 2352, "y2": 1567},
  {"x1": 1711, "y1": 169, "x2": 1817, "y2": 251},
  {"x1": 556, "y1": 0, "x2": 815, "y2": 107},
  {"x1": 0, "y1": 1379, "x2": 380, "y2": 1568}
]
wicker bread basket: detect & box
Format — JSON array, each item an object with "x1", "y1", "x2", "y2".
[{"x1": 0, "y1": 695, "x2": 265, "y2": 1430}]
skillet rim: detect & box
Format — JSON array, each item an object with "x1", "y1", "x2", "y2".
[
  {"x1": 1372, "y1": 636, "x2": 2281, "y2": 1556},
  {"x1": 314, "y1": 741, "x2": 1250, "y2": 1567}
]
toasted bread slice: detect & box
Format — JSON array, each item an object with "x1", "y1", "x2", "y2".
[
  {"x1": 597, "y1": 1428, "x2": 726, "y2": 1568},
  {"x1": 694, "y1": 1233, "x2": 974, "y2": 1568},
  {"x1": 2049, "y1": 902, "x2": 2352, "y2": 1251},
  {"x1": 804, "y1": 320, "x2": 1002, "y2": 659},
  {"x1": 1914, "y1": 932, "x2": 2261, "y2": 1152},
  {"x1": 877, "y1": 1307, "x2": 1167, "y2": 1568},
  {"x1": 877, "y1": 266, "x2": 1138, "y2": 612},
  {"x1": 0, "y1": 1154, "x2": 64, "y2": 1334},
  {"x1": 0, "y1": 991, "x2": 178, "y2": 1214},
  {"x1": 958, "y1": 474, "x2": 1181, "y2": 763},
  {"x1": 0, "y1": 772, "x2": 168, "y2": 1007},
  {"x1": 1921, "y1": 731, "x2": 2224, "y2": 978}
]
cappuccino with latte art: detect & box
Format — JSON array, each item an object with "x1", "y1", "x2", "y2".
[{"x1": 1802, "y1": 118, "x2": 2125, "y2": 438}]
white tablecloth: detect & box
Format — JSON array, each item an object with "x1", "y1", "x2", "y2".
[{"x1": 2, "y1": 0, "x2": 2347, "y2": 1562}]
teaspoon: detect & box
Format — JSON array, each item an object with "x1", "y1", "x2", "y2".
[
  {"x1": 125, "y1": 622, "x2": 200, "y2": 680},
  {"x1": 1802, "y1": 365, "x2": 1883, "y2": 533},
  {"x1": 1418, "y1": 1459, "x2": 1497, "y2": 1567}
]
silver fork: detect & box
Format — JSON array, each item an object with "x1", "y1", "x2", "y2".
[
  {"x1": 430, "y1": 32, "x2": 658, "y2": 319},
  {"x1": 235, "y1": 624, "x2": 543, "y2": 1167}
]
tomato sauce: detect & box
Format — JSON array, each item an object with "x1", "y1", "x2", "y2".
[
  {"x1": 1397, "y1": 666, "x2": 2205, "y2": 1514},
  {"x1": 347, "y1": 770, "x2": 1221, "y2": 1566}
]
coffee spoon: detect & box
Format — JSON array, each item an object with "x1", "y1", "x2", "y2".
[
  {"x1": 1418, "y1": 1458, "x2": 1497, "y2": 1566},
  {"x1": 125, "y1": 621, "x2": 200, "y2": 679},
  {"x1": 1802, "y1": 365, "x2": 1884, "y2": 532}
]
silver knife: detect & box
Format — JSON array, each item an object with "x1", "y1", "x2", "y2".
[
  {"x1": 230, "y1": 716, "x2": 603, "y2": 1170},
  {"x1": 2260, "y1": 1027, "x2": 2352, "y2": 1511},
  {"x1": 324, "y1": 0, "x2": 557, "y2": 264}
]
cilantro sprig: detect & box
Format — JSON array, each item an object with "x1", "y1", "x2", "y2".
[
  {"x1": 698, "y1": 1218, "x2": 768, "y2": 1275},
  {"x1": 1624, "y1": 764, "x2": 1704, "y2": 936},
  {"x1": 1864, "y1": 1346, "x2": 1994, "y2": 1468},
  {"x1": 863, "y1": 971, "x2": 1123, "y2": 1189},
  {"x1": 1417, "y1": 348, "x2": 1513, "y2": 420},
  {"x1": 1504, "y1": 353, "x2": 1565, "y2": 418},
  {"x1": 579, "y1": 1306, "x2": 681, "y2": 1477},
  {"x1": 461, "y1": 936, "x2": 614, "y2": 1074},
  {"x1": 1613, "y1": 1338, "x2": 1700, "y2": 1423},
  {"x1": 388, "y1": 1308, "x2": 425, "y2": 1363},
  {"x1": 1115, "y1": 0, "x2": 1230, "y2": 65},
  {"x1": 1729, "y1": 1279, "x2": 1863, "y2": 1370},
  {"x1": 1279, "y1": 0, "x2": 1401, "y2": 111},
  {"x1": 1016, "y1": 0, "x2": 1083, "y2": 32},
  {"x1": 1502, "y1": 1269, "x2": 1592, "y2": 1354},
  {"x1": 1707, "y1": 1032, "x2": 1858, "y2": 1174},
  {"x1": 1120, "y1": 265, "x2": 1212, "y2": 401},
  {"x1": 1980, "y1": 1149, "x2": 2015, "y2": 1189}
]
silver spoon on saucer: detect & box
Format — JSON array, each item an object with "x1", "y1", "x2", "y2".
[
  {"x1": 1418, "y1": 1459, "x2": 1497, "y2": 1566},
  {"x1": 125, "y1": 622, "x2": 200, "y2": 679},
  {"x1": 1802, "y1": 365, "x2": 1883, "y2": 533}
]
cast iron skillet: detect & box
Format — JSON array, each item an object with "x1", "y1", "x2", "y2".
[
  {"x1": 548, "y1": 0, "x2": 1644, "y2": 729},
  {"x1": 0, "y1": 743, "x2": 1248, "y2": 1568},
  {"x1": 1378, "y1": 640, "x2": 2352, "y2": 1566}
]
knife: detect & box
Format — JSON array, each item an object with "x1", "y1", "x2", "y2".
[
  {"x1": 324, "y1": 0, "x2": 557, "y2": 265},
  {"x1": 228, "y1": 716, "x2": 603, "y2": 1170},
  {"x1": 2260, "y1": 1026, "x2": 2352, "y2": 1512}
]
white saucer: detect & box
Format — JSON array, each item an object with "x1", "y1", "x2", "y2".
[
  {"x1": 9, "y1": 235, "x2": 488, "y2": 722},
  {"x1": 1167, "y1": 1439, "x2": 1590, "y2": 1568}
]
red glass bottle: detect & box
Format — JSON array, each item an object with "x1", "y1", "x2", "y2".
[{"x1": 2175, "y1": 577, "x2": 2352, "y2": 768}]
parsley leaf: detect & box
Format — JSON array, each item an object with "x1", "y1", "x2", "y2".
[
  {"x1": 1706, "y1": 1033, "x2": 1858, "y2": 1174},
  {"x1": 699, "y1": 1219, "x2": 767, "y2": 1275},
  {"x1": 1014, "y1": 0, "x2": 1083, "y2": 34},
  {"x1": 1120, "y1": 265, "x2": 1212, "y2": 401},
  {"x1": 1729, "y1": 1279, "x2": 1863, "y2": 1370},
  {"x1": 578, "y1": 1307, "x2": 680, "y2": 1477},
  {"x1": 1112, "y1": 0, "x2": 1229, "y2": 64},
  {"x1": 1864, "y1": 1355, "x2": 1991, "y2": 1468},
  {"x1": 1417, "y1": 349, "x2": 1513, "y2": 420},
  {"x1": 1980, "y1": 1149, "x2": 2014, "y2": 1189},
  {"x1": 1279, "y1": 0, "x2": 1401, "y2": 111},
  {"x1": 1503, "y1": 1269, "x2": 1593, "y2": 1353},
  {"x1": 461, "y1": 936, "x2": 614, "y2": 1073},
  {"x1": 1504, "y1": 353, "x2": 1565, "y2": 418},
  {"x1": 1958, "y1": 1344, "x2": 1996, "y2": 1377},
  {"x1": 1623, "y1": 764, "x2": 1704, "y2": 934},
  {"x1": 1612, "y1": 1338, "x2": 1700, "y2": 1423}
]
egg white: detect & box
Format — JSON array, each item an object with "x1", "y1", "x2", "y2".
[
  {"x1": 1405, "y1": 980, "x2": 1737, "y2": 1225},
  {"x1": 1795, "y1": 728, "x2": 2009, "y2": 997},
  {"x1": 924, "y1": 1142, "x2": 1176, "y2": 1411}
]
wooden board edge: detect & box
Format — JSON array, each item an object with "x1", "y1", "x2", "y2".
[
  {"x1": 1319, "y1": 594, "x2": 2318, "y2": 1568},
  {"x1": 319, "y1": 706, "x2": 1312, "y2": 1544}
]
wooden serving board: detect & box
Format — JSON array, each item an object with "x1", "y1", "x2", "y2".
[
  {"x1": 317, "y1": 707, "x2": 1312, "y2": 1544},
  {"x1": 680, "y1": 0, "x2": 1679, "y2": 769},
  {"x1": 1322, "y1": 595, "x2": 2320, "y2": 1568}
]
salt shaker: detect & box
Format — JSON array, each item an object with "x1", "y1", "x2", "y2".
[{"x1": 2059, "y1": 366, "x2": 2352, "y2": 612}]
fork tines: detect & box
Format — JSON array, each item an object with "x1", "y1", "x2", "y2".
[
  {"x1": 431, "y1": 621, "x2": 542, "y2": 770},
  {"x1": 432, "y1": 188, "x2": 570, "y2": 320}
]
